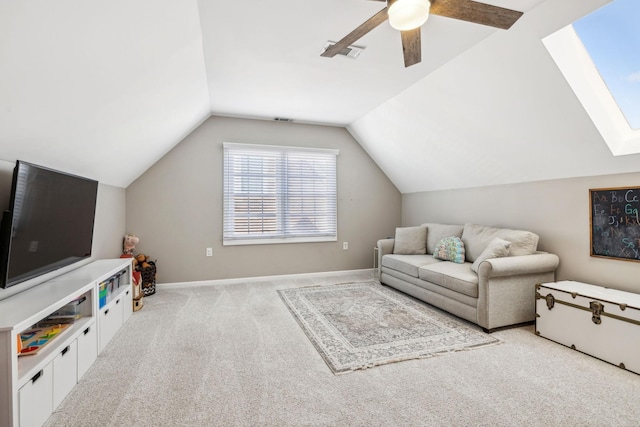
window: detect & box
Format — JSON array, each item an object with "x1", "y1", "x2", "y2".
[
  {"x1": 572, "y1": 0, "x2": 640, "y2": 130},
  {"x1": 223, "y1": 142, "x2": 338, "y2": 245},
  {"x1": 543, "y1": 0, "x2": 640, "y2": 155}
]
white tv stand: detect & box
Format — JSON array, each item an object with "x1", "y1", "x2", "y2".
[{"x1": 0, "y1": 259, "x2": 133, "y2": 427}]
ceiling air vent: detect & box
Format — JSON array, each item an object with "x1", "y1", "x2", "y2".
[{"x1": 322, "y1": 41, "x2": 365, "y2": 59}]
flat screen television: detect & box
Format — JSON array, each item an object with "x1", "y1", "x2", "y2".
[{"x1": 0, "y1": 161, "x2": 98, "y2": 289}]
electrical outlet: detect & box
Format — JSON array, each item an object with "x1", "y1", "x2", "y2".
[
  {"x1": 206, "y1": 247, "x2": 213, "y2": 257},
  {"x1": 343, "y1": 242, "x2": 349, "y2": 250}
]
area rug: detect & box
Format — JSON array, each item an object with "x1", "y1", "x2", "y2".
[{"x1": 278, "y1": 281, "x2": 499, "y2": 374}]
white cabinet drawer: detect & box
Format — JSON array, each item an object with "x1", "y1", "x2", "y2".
[
  {"x1": 123, "y1": 286, "x2": 133, "y2": 323},
  {"x1": 77, "y1": 323, "x2": 98, "y2": 380},
  {"x1": 53, "y1": 340, "x2": 78, "y2": 409},
  {"x1": 99, "y1": 297, "x2": 124, "y2": 353},
  {"x1": 19, "y1": 363, "x2": 53, "y2": 427}
]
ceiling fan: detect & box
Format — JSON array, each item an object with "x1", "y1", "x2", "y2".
[{"x1": 321, "y1": 0, "x2": 523, "y2": 67}]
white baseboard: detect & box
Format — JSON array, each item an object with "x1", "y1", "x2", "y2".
[{"x1": 157, "y1": 268, "x2": 375, "y2": 289}]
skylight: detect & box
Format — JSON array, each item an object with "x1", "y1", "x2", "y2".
[
  {"x1": 572, "y1": 0, "x2": 640, "y2": 130},
  {"x1": 542, "y1": 0, "x2": 640, "y2": 156}
]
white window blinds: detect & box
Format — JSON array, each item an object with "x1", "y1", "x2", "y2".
[{"x1": 223, "y1": 142, "x2": 338, "y2": 245}]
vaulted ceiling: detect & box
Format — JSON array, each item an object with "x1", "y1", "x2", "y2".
[{"x1": 1, "y1": 0, "x2": 638, "y2": 191}]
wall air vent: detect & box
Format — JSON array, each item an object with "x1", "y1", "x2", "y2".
[{"x1": 322, "y1": 41, "x2": 365, "y2": 59}]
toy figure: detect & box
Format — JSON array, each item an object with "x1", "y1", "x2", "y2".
[{"x1": 123, "y1": 234, "x2": 139, "y2": 255}]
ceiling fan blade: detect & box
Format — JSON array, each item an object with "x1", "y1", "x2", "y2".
[
  {"x1": 401, "y1": 28, "x2": 421, "y2": 67},
  {"x1": 321, "y1": 8, "x2": 389, "y2": 58},
  {"x1": 431, "y1": 0, "x2": 523, "y2": 30}
]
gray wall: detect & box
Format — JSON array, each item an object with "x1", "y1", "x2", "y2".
[
  {"x1": 92, "y1": 183, "x2": 127, "y2": 259},
  {"x1": 126, "y1": 116, "x2": 402, "y2": 283},
  {"x1": 402, "y1": 172, "x2": 640, "y2": 293},
  {"x1": 0, "y1": 159, "x2": 125, "y2": 301}
]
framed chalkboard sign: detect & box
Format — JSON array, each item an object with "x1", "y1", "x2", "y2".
[{"x1": 590, "y1": 186, "x2": 640, "y2": 261}]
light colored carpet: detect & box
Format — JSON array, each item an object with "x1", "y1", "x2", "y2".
[
  {"x1": 278, "y1": 281, "x2": 498, "y2": 374},
  {"x1": 45, "y1": 271, "x2": 640, "y2": 426}
]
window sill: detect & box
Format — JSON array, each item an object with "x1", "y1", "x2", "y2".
[{"x1": 223, "y1": 236, "x2": 337, "y2": 246}]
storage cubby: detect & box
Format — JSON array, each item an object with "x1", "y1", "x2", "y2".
[{"x1": 0, "y1": 259, "x2": 133, "y2": 427}]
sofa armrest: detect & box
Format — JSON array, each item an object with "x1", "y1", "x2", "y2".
[
  {"x1": 377, "y1": 238, "x2": 395, "y2": 256},
  {"x1": 377, "y1": 239, "x2": 395, "y2": 277},
  {"x1": 476, "y1": 252, "x2": 559, "y2": 330},
  {"x1": 477, "y1": 252, "x2": 559, "y2": 279}
]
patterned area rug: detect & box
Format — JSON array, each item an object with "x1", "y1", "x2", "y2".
[{"x1": 278, "y1": 281, "x2": 499, "y2": 374}]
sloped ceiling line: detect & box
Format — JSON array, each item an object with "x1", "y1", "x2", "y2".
[{"x1": 2, "y1": 0, "x2": 638, "y2": 192}]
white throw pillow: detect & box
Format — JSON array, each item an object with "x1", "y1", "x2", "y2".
[
  {"x1": 393, "y1": 226, "x2": 427, "y2": 255},
  {"x1": 471, "y1": 237, "x2": 512, "y2": 273}
]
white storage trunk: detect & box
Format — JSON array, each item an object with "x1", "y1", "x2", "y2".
[{"x1": 536, "y1": 281, "x2": 640, "y2": 375}]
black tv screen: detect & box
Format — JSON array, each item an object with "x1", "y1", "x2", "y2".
[{"x1": 0, "y1": 161, "x2": 98, "y2": 288}]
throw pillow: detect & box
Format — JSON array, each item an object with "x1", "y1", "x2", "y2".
[
  {"x1": 461, "y1": 223, "x2": 539, "y2": 262},
  {"x1": 432, "y1": 236, "x2": 466, "y2": 263},
  {"x1": 422, "y1": 223, "x2": 464, "y2": 255},
  {"x1": 471, "y1": 237, "x2": 512, "y2": 273},
  {"x1": 393, "y1": 226, "x2": 427, "y2": 255}
]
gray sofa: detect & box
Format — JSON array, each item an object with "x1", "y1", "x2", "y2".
[{"x1": 377, "y1": 223, "x2": 559, "y2": 332}]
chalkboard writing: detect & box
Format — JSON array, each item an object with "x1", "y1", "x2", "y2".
[{"x1": 590, "y1": 187, "x2": 640, "y2": 262}]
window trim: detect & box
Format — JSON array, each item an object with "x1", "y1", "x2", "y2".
[{"x1": 222, "y1": 142, "x2": 339, "y2": 246}]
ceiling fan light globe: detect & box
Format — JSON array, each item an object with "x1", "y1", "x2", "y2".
[{"x1": 388, "y1": 0, "x2": 431, "y2": 31}]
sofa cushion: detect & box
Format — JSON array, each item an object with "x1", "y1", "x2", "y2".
[
  {"x1": 432, "y1": 236, "x2": 466, "y2": 263},
  {"x1": 471, "y1": 237, "x2": 511, "y2": 273},
  {"x1": 382, "y1": 254, "x2": 440, "y2": 277},
  {"x1": 422, "y1": 223, "x2": 464, "y2": 255},
  {"x1": 461, "y1": 223, "x2": 539, "y2": 262},
  {"x1": 393, "y1": 226, "x2": 427, "y2": 255},
  {"x1": 419, "y1": 262, "x2": 479, "y2": 298}
]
